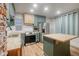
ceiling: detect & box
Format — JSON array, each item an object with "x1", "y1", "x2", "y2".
[{"x1": 14, "y1": 3, "x2": 79, "y2": 18}]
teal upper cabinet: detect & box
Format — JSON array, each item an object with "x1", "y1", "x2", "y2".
[
  {"x1": 9, "y1": 4, "x2": 15, "y2": 26},
  {"x1": 34, "y1": 15, "x2": 46, "y2": 27},
  {"x1": 9, "y1": 3, "x2": 15, "y2": 16}
]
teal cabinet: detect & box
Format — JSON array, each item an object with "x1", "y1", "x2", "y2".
[
  {"x1": 34, "y1": 15, "x2": 46, "y2": 27},
  {"x1": 43, "y1": 39, "x2": 53, "y2": 56},
  {"x1": 35, "y1": 32, "x2": 40, "y2": 42},
  {"x1": 9, "y1": 4, "x2": 15, "y2": 26}
]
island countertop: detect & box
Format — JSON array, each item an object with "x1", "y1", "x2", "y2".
[{"x1": 43, "y1": 33, "x2": 78, "y2": 42}]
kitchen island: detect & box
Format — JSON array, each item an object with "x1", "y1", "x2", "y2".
[{"x1": 43, "y1": 33, "x2": 78, "y2": 56}]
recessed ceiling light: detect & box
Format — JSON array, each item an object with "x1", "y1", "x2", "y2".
[
  {"x1": 44, "y1": 7, "x2": 48, "y2": 11},
  {"x1": 30, "y1": 9, "x2": 34, "y2": 12},
  {"x1": 57, "y1": 10, "x2": 61, "y2": 14},
  {"x1": 33, "y1": 4, "x2": 37, "y2": 8}
]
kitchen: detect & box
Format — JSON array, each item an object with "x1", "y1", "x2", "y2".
[
  {"x1": 7, "y1": 3, "x2": 49, "y2": 56},
  {"x1": 0, "y1": 3, "x2": 79, "y2": 56}
]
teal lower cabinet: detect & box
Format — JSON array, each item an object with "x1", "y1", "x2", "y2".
[
  {"x1": 43, "y1": 36, "x2": 70, "y2": 56},
  {"x1": 39, "y1": 33, "x2": 43, "y2": 43},
  {"x1": 43, "y1": 40, "x2": 53, "y2": 56},
  {"x1": 35, "y1": 32, "x2": 40, "y2": 42}
]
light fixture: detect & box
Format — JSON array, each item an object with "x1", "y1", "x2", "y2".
[
  {"x1": 33, "y1": 4, "x2": 37, "y2": 8},
  {"x1": 57, "y1": 10, "x2": 61, "y2": 14},
  {"x1": 44, "y1": 7, "x2": 48, "y2": 11},
  {"x1": 30, "y1": 9, "x2": 34, "y2": 12}
]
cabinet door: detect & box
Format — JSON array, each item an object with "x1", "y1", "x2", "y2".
[
  {"x1": 43, "y1": 37, "x2": 53, "y2": 56},
  {"x1": 24, "y1": 14, "x2": 34, "y2": 24},
  {"x1": 34, "y1": 15, "x2": 46, "y2": 27},
  {"x1": 36, "y1": 32, "x2": 40, "y2": 42}
]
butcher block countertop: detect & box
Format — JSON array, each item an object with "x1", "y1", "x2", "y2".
[{"x1": 43, "y1": 33, "x2": 78, "y2": 42}]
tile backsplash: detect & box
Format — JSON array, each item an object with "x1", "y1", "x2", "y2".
[{"x1": 7, "y1": 25, "x2": 33, "y2": 33}]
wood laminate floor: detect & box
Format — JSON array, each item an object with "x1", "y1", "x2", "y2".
[
  {"x1": 22, "y1": 42, "x2": 79, "y2": 56},
  {"x1": 22, "y1": 42, "x2": 44, "y2": 56}
]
